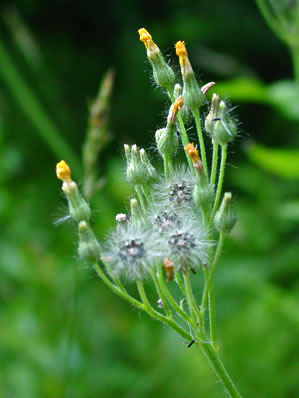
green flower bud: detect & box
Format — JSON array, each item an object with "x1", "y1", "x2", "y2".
[
  {"x1": 175, "y1": 41, "x2": 204, "y2": 111},
  {"x1": 139, "y1": 148, "x2": 157, "y2": 183},
  {"x1": 124, "y1": 144, "x2": 147, "y2": 186},
  {"x1": 130, "y1": 198, "x2": 143, "y2": 225},
  {"x1": 193, "y1": 167, "x2": 214, "y2": 212},
  {"x1": 214, "y1": 192, "x2": 236, "y2": 233},
  {"x1": 205, "y1": 93, "x2": 220, "y2": 136},
  {"x1": 78, "y1": 221, "x2": 101, "y2": 262},
  {"x1": 138, "y1": 28, "x2": 175, "y2": 90},
  {"x1": 62, "y1": 181, "x2": 91, "y2": 223},
  {"x1": 156, "y1": 126, "x2": 178, "y2": 158},
  {"x1": 213, "y1": 101, "x2": 237, "y2": 146},
  {"x1": 125, "y1": 145, "x2": 157, "y2": 186},
  {"x1": 174, "y1": 84, "x2": 190, "y2": 123}
]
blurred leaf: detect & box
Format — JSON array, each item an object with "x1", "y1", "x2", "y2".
[
  {"x1": 267, "y1": 80, "x2": 299, "y2": 121},
  {"x1": 246, "y1": 143, "x2": 299, "y2": 179},
  {"x1": 213, "y1": 78, "x2": 299, "y2": 121},
  {"x1": 210, "y1": 77, "x2": 268, "y2": 103},
  {"x1": 277, "y1": 200, "x2": 299, "y2": 221}
]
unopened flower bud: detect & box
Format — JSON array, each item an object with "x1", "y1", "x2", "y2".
[
  {"x1": 78, "y1": 221, "x2": 101, "y2": 262},
  {"x1": 174, "y1": 84, "x2": 190, "y2": 123},
  {"x1": 175, "y1": 41, "x2": 204, "y2": 110},
  {"x1": 139, "y1": 148, "x2": 157, "y2": 183},
  {"x1": 138, "y1": 28, "x2": 175, "y2": 90},
  {"x1": 130, "y1": 198, "x2": 142, "y2": 224},
  {"x1": 56, "y1": 160, "x2": 72, "y2": 183},
  {"x1": 124, "y1": 144, "x2": 148, "y2": 186},
  {"x1": 156, "y1": 98, "x2": 183, "y2": 158},
  {"x1": 214, "y1": 192, "x2": 236, "y2": 233},
  {"x1": 56, "y1": 161, "x2": 91, "y2": 223},
  {"x1": 205, "y1": 93, "x2": 220, "y2": 136},
  {"x1": 185, "y1": 144, "x2": 214, "y2": 211},
  {"x1": 205, "y1": 96, "x2": 237, "y2": 146}
]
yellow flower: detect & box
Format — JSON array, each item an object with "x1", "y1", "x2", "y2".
[
  {"x1": 175, "y1": 41, "x2": 192, "y2": 76},
  {"x1": 185, "y1": 143, "x2": 201, "y2": 163},
  {"x1": 56, "y1": 160, "x2": 72, "y2": 183},
  {"x1": 138, "y1": 28, "x2": 159, "y2": 54}
]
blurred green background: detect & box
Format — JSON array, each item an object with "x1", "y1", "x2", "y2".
[{"x1": 0, "y1": 0, "x2": 298, "y2": 397}]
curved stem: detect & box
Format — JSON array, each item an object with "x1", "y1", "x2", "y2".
[
  {"x1": 183, "y1": 271, "x2": 201, "y2": 324},
  {"x1": 212, "y1": 144, "x2": 227, "y2": 218},
  {"x1": 151, "y1": 268, "x2": 173, "y2": 318},
  {"x1": 192, "y1": 108, "x2": 208, "y2": 178},
  {"x1": 156, "y1": 264, "x2": 193, "y2": 325},
  {"x1": 93, "y1": 263, "x2": 145, "y2": 310},
  {"x1": 136, "y1": 280, "x2": 192, "y2": 340}
]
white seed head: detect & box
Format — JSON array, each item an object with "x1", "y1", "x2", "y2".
[
  {"x1": 103, "y1": 223, "x2": 167, "y2": 281},
  {"x1": 152, "y1": 166, "x2": 195, "y2": 210}
]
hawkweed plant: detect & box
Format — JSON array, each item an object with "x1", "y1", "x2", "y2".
[{"x1": 56, "y1": 29, "x2": 242, "y2": 398}]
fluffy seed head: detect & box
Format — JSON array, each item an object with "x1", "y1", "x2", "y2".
[
  {"x1": 153, "y1": 167, "x2": 195, "y2": 210},
  {"x1": 103, "y1": 223, "x2": 166, "y2": 281}
]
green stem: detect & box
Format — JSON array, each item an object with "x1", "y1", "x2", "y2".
[
  {"x1": 200, "y1": 233, "x2": 225, "y2": 322},
  {"x1": 156, "y1": 264, "x2": 193, "y2": 325},
  {"x1": 198, "y1": 342, "x2": 243, "y2": 398},
  {"x1": 212, "y1": 144, "x2": 227, "y2": 218},
  {"x1": 136, "y1": 280, "x2": 192, "y2": 341},
  {"x1": 163, "y1": 154, "x2": 170, "y2": 180},
  {"x1": 0, "y1": 39, "x2": 81, "y2": 178},
  {"x1": 167, "y1": 88, "x2": 193, "y2": 171},
  {"x1": 93, "y1": 263, "x2": 144, "y2": 310},
  {"x1": 151, "y1": 268, "x2": 173, "y2": 318},
  {"x1": 208, "y1": 283, "x2": 217, "y2": 352},
  {"x1": 102, "y1": 259, "x2": 127, "y2": 293},
  {"x1": 135, "y1": 185, "x2": 147, "y2": 213},
  {"x1": 210, "y1": 139, "x2": 219, "y2": 187},
  {"x1": 174, "y1": 272, "x2": 187, "y2": 297},
  {"x1": 183, "y1": 271, "x2": 201, "y2": 324},
  {"x1": 141, "y1": 185, "x2": 153, "y2": 208},
  {"x1": 192, "y1": 108, "x2": 208, "y2": 178}
]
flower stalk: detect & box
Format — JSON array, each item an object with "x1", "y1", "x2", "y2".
[{"x1": 55, "y1": 29, "x2": 243, "y2": 398}]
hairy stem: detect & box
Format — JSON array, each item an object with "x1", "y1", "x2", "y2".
[
  {"x1": 136, "y1": 280, "x2": 192, "y2": 340},
  {"x1": 156, "y1": 264, "x2": 193, "y2": 325},
  {"x1": 198, "y1": 342, "x2": 243, "y2": 398},
  {"x1": 192, "y1": 108, "x2": 208, "y2": 178},
  {"x1": 210, "y1": 139, "x2": 219, "y2": 187},
  {"x1": 200, "y1": 233, "x2": 225, "y2": 323},
  {"x1": 212, "y1": 144, "x2": 227, "y2": 218},
  {"x1": 183, "y1": 271, "x2": 201, "y2": 324},
  {"x1": 167, "y1": 88, "x2": 193, "y2": 170}
]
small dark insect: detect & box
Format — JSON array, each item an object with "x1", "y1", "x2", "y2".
[
  {"x1": 187, "y1": 339, "x2": 195, "y2": 348},
  {"x1": 213, "y1": 118, "x2": 221, "y2": 121}
]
